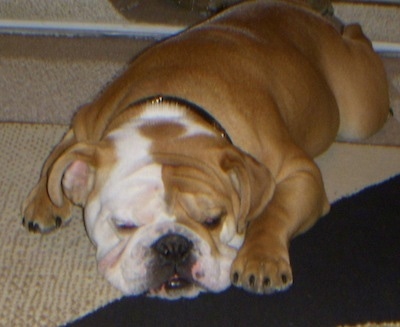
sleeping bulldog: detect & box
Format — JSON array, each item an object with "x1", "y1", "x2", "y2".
[{"x1": 22, "y1": 0, "x2": 389, "y2": 299}]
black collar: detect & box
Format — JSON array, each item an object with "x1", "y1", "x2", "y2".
[{"x1": 127, "y1": 95, "x2": 232, "y2": 144}]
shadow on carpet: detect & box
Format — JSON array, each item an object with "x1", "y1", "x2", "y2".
[{"x1": 67, "y1": 174, "x2": 400, "y2": 327}]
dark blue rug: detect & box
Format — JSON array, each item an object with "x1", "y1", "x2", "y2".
[{"x1": 67, "y1": 175, "x2": 400, "y2": 327}]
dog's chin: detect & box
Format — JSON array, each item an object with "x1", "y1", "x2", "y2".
[{"x1": 147, "y1": 276, "x2": 204, "y2": 299}]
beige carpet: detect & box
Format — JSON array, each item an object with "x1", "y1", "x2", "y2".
[{"x1": 0, "y1": 124, "x2": 121, "y2": 327}]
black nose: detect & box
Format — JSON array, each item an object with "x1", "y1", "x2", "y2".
[{"x1": 152, "y1": 234, "x2": 193, "y2": 264}]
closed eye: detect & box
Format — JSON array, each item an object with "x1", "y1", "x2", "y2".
[
  {"x1": 112, "y1": 218, "x2": 137, "y2": 231},
  {"x1": 203, "y1": 212, "x2": 225, "y2": 229}
]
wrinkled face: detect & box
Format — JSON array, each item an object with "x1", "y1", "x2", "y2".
[
  {"x1": 52, "y1": 103, "x2": 274, "y2": 299},
  {"x1": 85, "y1": 159, "x2": 243, "y2": 299},
  {"x1": 83, "y1": 106, "x2": 248, "y2": 299}
]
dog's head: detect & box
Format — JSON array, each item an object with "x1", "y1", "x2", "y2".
[{"x1": 46, "y1": 103, "x2": 275, "y2": 299}]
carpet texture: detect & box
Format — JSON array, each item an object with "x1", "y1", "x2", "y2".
[
  {"x1": 67, "y1": 173, "x2": 400, "y2": 327},
  {"x1": 0, "y1": 123, "x2": 399, "y2": 326},
  {"x1": 0, "y1": 124, "x2": 120, "y2": 327}
]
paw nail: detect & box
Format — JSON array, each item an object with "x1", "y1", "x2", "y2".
[
  {"x1": 55, "y1": 217, "x2": 62, "y2": 228},
  {"x1": 22, "y1": 217, "x2": 26, "y2": 226},
  {"x1": 249, "y1": 275, "x2": 255, "y2": 287},
  {"x1": 28, "y1": 222, "x2": 40, "y2": 233},
  {"x1": 281, "y1": 274, "x2": 287, "y2": 284},
  {"x1": 232, "y1": 272, "x2": 239, "y2": 284},
  {"x1": 263, "y1": 277, "x2": 270, "y2": 287}
]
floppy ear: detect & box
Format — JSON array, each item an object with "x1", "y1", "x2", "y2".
[
  {"x1": 47, "y1": 143, "x2": 96, "y2": 207},
  {"x1": 221, "y1": 148, "x2": 275, "y2": 234}
]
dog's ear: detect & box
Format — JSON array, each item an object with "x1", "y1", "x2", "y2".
[
  {"x1": 47, "y1": 143, "x2": 97, "y2": 207},
  {"x1": 220, "y1": 148, "x2": 275, "y2": 234}
]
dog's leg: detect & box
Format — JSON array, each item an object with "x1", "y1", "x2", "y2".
[
  {"x1": 22, "y1": 130, "x2": 77, "y2": 233},
  {"x1": 231, "y1": 149, "x2": 329, "y2": 294},
  {"x1": 336, "y1": 24, "x2": 389, "y2": 140}
]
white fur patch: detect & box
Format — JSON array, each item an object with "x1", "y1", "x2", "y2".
[
  {"x1": 85, "y1": 118, "x2": 171, "y2": 260},
  {"x1": 101, "y1": 124, "x2": 173, "y2": 227}
]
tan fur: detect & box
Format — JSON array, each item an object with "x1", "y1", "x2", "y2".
[
  {"x1": 139, "y1": 122, "x2": 187, "y2": 140},
  {"x1": 22, "y1": 0, "x2": 389, "y2": 294}
]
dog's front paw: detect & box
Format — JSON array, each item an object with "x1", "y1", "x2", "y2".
[
  {"x1": 22, "y1": 179, "x2": 72, "y2": 233},
  {"x1": 231, "y1": 241, "x2": 293, "y2": 294}
]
